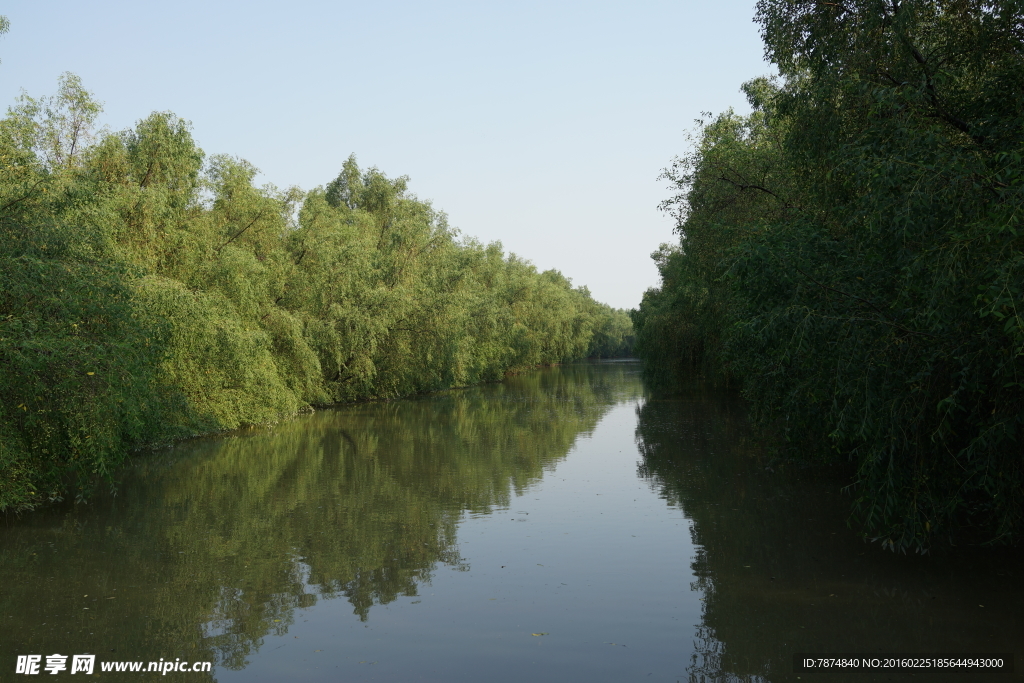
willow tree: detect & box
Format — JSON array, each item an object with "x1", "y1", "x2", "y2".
[
  {"x1": 636, "y1": 0, "x2": 1024, "y2": 550},
  {"x1": 0, "y1": 71, "x2": 628, "y2": 512},
  {"x1": 0, "y1": 79, "x2": 171, "y2": 509}
]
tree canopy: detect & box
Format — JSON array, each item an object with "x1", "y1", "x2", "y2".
[
  {"x1": 0, "y1": 74, "x2": 631, "y2": 513},
  {"x1": 633, "y1": 0, "x2": 1024, "y2": 551}
]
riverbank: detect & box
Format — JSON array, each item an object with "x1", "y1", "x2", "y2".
[{"x1": 1, "y1": 83, "x2": 632, "y2": 514}]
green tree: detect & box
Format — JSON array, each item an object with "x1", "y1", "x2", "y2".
[
  {"x1": 635, "y1": 0, "x2": 1024, "y2": 551},
  {"x1": 0, "y1": 75, "x2": 628, "y2": 512}
]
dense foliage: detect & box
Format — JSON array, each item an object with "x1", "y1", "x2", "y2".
[
  {"x1": 633, "y1": 0, "x2": 1024, "y2": 551},
  {"x1": 0, "y1": 72, "x2": 632, "y2": 512}
]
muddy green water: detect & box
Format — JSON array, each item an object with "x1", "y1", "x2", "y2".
[{"x1": 1, "y1": 361, "x2": 1021, "y2": 682}]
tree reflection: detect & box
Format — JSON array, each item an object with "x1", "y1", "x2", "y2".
[
  {"x1": 0, "y1": 363, "x2": 634, "y2": 674},
  {"x1": 635, "y1": 382, "x2": 1023, "y2": 683}
]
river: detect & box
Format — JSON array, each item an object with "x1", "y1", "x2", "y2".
[{"x1": 1, "y1": 361, "x2": 1020, "y2": 681}]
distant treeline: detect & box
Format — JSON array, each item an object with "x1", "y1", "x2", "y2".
[
  {"x1": 0, "y1": 71, "x2": 633, "y2": 512},
  {"x1": 633, "y1": 0, "x2": 1023, "y2": 551}
]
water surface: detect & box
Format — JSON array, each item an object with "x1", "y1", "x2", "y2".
[{"x1": 1, "y1": 362, "x2": 1020, "y2": 681}]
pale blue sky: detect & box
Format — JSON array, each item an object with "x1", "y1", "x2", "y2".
[{"x1": 0, "y1": 0, "x2": 770, "y2": 309}]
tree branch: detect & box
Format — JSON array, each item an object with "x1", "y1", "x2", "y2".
[
  {"x1": 0, "y1": 179, "x2": 46, "y2": 216},
  {"x1": 903, "y1": 37, "x2": 983, "y2": 144},
  {"x1": 217, "y1": 209, "x2": 266, "y2": 252},
  {"x1": 717, "y1": 174, "x2": 790, "y2": 208}
]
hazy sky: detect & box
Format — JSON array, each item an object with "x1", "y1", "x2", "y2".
[{"x1": 0, "y1": 1, "x2": 770, "y2": 310}]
